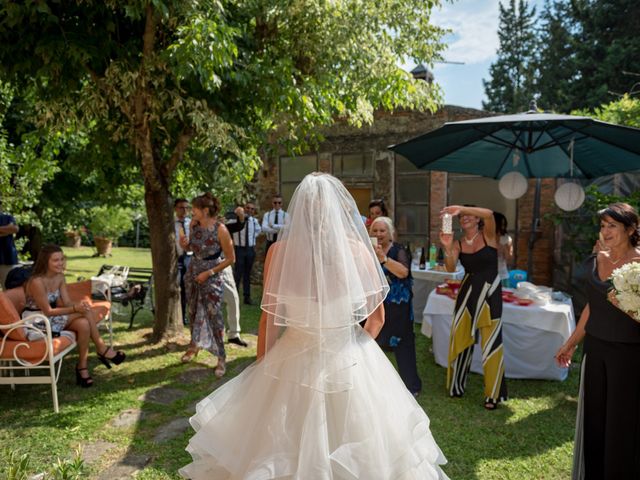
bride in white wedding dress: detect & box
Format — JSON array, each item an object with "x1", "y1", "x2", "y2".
[{"x1": 180, "y1": 173, "x2": 449, "y2": 480}]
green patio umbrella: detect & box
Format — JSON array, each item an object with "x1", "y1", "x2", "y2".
[
  {"x1": 388, "y1": 107, "x2": 640, "y2": 279},
  {"x1": 389, "y1": 109, "x2": 640, "y2": 179}
]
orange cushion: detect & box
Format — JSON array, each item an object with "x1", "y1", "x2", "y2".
[
  {"x1": 0, "y1": 334, "x2": 75, "y2": 362},
  {"x1": 0, "y1": 291, "x2": 26, "y2": 341},
  {"x1": 3, "y1": 287, "x2": 25, "y2": 312},
  {"x1": 67, "y1": 281, "x2": 109, "y2": 324},
  {"x1": 90, "y1": 300, "x2": 110, "y2": 323},
  {"x1": 67, "y1": 281, "x2": 91, "y2": 302}
]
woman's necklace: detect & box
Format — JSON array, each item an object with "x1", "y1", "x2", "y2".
[
  {"x1": 608, "y1": 248, "x2": 632, "y2": 265},
  {"x1": 463, "y1": 230, "x2": 480, "y2": 246}
]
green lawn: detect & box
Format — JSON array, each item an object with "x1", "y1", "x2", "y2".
[
  {"x1": 63, "y1": 246, "x2": 154, "y2": 281},
  {"x1": 1, "y1": 247, "x2": 579, "y2": 479}
]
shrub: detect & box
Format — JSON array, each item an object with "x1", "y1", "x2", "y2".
[
  {"x1": 88, "y1": 206, "x2": 134, "y2": 241},
  {"x1": 0, "y1": 447, "x2": 85, "y2": 480}
]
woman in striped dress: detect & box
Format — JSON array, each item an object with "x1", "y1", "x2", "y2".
[{"x1": 440, "y1": 205, "x2": 508, "y2": 410}]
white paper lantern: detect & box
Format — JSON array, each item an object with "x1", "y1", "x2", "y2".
[
  {"x1": 499, "y1": 171, "x2": 528, "y2": 199},
  {"x1": 554, "y1": 182, "x2": 585, "y2": 211}
]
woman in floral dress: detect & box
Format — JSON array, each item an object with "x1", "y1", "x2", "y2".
[{"x1": 180, "y1": 193, "x2": 235, "y2": 377}]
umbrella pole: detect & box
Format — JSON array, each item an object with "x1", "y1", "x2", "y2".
[{"x1": 526, "y1": 178, "x2": 542, "y2": 280}]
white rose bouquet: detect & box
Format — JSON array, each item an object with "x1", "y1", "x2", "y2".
[{"x1": 608, "y1": 262, "x2": 640, "y2": 322}]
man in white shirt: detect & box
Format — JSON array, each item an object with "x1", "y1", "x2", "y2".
[
  {"x1": 174, "y1": 198, "x2": 192, "y2": 325},
  {"x1": 262, "y1": 194, "x2": 288, "y2": 252},
  {"x1": 220, "y1": 206, "x2": 248, "y2": 347},
  {"x1": 232, "y1": 202, "x2": 262, "y2": 305}
]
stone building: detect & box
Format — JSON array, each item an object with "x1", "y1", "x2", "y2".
[{"x1": 255, "y1": 104, "x2": 558, "y2": 286}]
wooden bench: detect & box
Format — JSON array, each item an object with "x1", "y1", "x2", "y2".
[
  {"x1": 0, "y1": 281, "x2": 110, "y2": 413},
  {"x1": 97, "y1": 265, "x2": 154, "y2": 329}
]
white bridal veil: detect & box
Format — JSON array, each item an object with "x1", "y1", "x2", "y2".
[{"x1": 261, "y1": 172, "x2": 389, "y2": 393}]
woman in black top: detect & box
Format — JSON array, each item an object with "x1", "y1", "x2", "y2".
[
  {"x1": 555, "y1": 203, "x2": 640, "y2": 479},
  {"x1": 440, "y1": 205, "x2": 507, "y2": 410}
]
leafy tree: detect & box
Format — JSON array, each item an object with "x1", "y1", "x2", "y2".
[
  {"x1": 483, "y1": 0, "x2": 538, "y2": 113},
  {"x1": 0, "y1": 83, "x2": 56, "y2": 224},
  {"x1": 0, "y1": 0, "x2": 445, "y2": 340},
  {"x1": 569, "y1": 0, "x2": 640, "y2": 109},
  {"x1": 0, "y1": 81, "x2": 85, "y2": 258},
  {"x1": 547, "y1": 95, "x2": 640, "y2": 300},
  {"x1": 572, "y1": 94, "x2": 640, "y2": 128},
  {"x1": 533, "y1": 0, "x2": 578, "y2": 112},
  {"x1": 1, "y1": 78, "x2": 146, "y2": 258}
]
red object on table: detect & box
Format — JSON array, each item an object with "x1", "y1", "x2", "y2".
[
  {"x1": 436, "y1": 283, "x2": 458, "y2": 300},
  {"x1": 515, "y1": 298, "x2": 533, "y2": 306}
]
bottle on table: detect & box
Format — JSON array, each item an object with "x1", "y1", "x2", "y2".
[
  {"x1": 429, "y1": 243, "x2": 437, "y2": 269},
  {"x1": 436, "y1": 247, "x2": 444, "y2": 266},
  {"x1": 419, "y1": 247, "x2": 426, "y2": 270}
]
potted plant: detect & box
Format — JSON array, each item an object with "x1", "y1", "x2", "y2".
[
  {"x1": 63, "y1": 226, "x2": 83, "y2": 248},
  {"x1": 88, "y1": 206, "x2": 134, "y2": 256}
]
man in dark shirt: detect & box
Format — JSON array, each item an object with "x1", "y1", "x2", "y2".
[
  {"x1": 0, "y1": 200, "x2": 19, "y2": 290},
  {"x1": 174, "y1": 198, "x2": 192, "y2": 325}
]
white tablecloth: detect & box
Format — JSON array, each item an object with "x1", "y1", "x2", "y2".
[
  {"x1": 411, "y1": 264, "x2": 464, "y2": 323},
  {"x1": 421, "y1": 290, "x2": 575, "y2": 381}
]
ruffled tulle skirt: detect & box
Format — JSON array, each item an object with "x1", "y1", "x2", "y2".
[{"x1": 180, "y1": 326, "x2": 449, "y2": 480}]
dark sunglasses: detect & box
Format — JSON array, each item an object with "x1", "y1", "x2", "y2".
[{"x1": 273, "y1": 201, "x2": 282, "y2": 204}]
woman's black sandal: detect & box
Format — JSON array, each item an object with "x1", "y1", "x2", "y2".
[
  {"x1": 75, "y1": 367, "x2": 94, "y2": 388},
  {"x1": 97, "y1": 347, "x2": 126, "y2": 369},
  {"x1": 484, "y1": 399, "x2": 498, "y2": 410}
]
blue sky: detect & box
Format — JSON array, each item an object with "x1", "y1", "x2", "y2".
[{"x1": 412, "y1": 0, "x2": 543, "y2": 110}]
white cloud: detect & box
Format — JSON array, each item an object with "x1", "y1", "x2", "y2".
[{"x1": 431, "y1": 0, "x2": 501, "y2": 65}]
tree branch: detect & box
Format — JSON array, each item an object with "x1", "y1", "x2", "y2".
[
  {"x1": 165, "y1": 126, "x2": 195, "y2": 178},
  {"x1": 135, "y1": 4, "x2": 161, "y2": 191},
  {"x1": 82, "y1": 63, "x2": 134, "y2": 123},
  {"x1": 142, "y1": 3, "x2": 156, "y2": 60}
]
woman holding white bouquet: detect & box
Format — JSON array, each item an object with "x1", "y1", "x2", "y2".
[{"x1": 555, "y1": 202, "x2": 640, "y2": 479}]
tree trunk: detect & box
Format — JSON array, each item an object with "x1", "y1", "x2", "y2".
[
  {"x1": 144, "y1": 178, "x2": 183, "y2": 341},
  {"x1": 132, "y1": 8, "x2": 183, "y2": 341}
]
